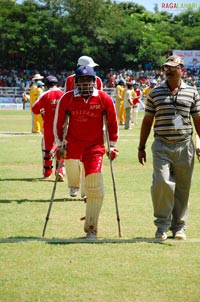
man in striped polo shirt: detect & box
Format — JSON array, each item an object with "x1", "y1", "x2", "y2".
[{"x1": 138, "y1": 55, "x2": 200, "y2": 241}]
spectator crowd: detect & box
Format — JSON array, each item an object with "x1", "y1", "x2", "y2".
[{"x1": 0, "y1": 65, "x2": 200, "y2": 91}]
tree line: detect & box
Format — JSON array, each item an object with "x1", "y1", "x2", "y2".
[{"x1": 0, "y1": 0, "x2": 200, "y2": 72}]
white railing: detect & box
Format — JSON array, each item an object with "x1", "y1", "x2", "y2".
[
  {"x1": 0, "y1": 86, "x2": 116, "y2": 97},
  {"x1": 0, "y1": 85, "x2": 199, "y2": 98},
  {"x1": 0, "y1": 86, "x2": 117, "y2": 110},
  {"x1": 0, "y1": 87, "x2": 24, "y2": 98},
  {"x1": 0, "y1": 87, "x2": 26, "y2": 110},
  {"x1": 1, "y1": 86, "x2": 199, "y2": 110}
]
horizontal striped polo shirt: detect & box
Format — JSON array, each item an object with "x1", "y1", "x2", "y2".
[{"x1": 145, "y1": 80, "x2": 200, "y2": 142}]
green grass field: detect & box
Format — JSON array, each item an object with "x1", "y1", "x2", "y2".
[{"x1": 0, "y1": 110, "x2": 200, "y2": 302}]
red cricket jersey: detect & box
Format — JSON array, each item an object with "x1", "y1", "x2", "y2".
[
  {"x1": 54, "y1": 88, "x2": 118, "y2": 159},
  {"x1": 133, "y1": 88, "x2": 141, "y2": 105},
  {"x1": 32, "y1": 87, "x2": 64, "y2": 130}
]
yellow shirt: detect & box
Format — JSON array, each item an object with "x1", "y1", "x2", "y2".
[
  {"x1": 116, "y1": 84, "x2": 125, "y2": 103},
  {"x1": 142, "y1": 87, "x2": 152, "y2": 103},
  {"x1": 29, "y1": 84, "x2": 39, "y2": 108}
]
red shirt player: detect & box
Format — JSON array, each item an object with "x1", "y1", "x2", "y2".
[
  {"x1": 64, "y1": 56, "x2": 103, "y2": 198},
  {"x1": 132, "y1": 82, "x2": 145, "y2": 125},
  {"x1": 54, "y1": 66, "x2": 118, "y2": 240},
  {"x1": 32, "y1": 76, "x2": 65, "y2": 181},
  {"x1": 132, "y1": 82, "x2": 142, "y2": 107}
]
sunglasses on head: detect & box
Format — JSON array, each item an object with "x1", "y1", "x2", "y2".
[{"x1": 164, "y1": 65, "x2": 181, "y2": 71}]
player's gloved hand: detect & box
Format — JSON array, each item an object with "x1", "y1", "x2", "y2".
[
  {"x1": 106, "y1": 147, "x2": 119, "y2": 160},
  {"x1": 57, "y1": 145, "x2": 67, "y2": 159},
  {"x1": 40, "y1": 108, "x2": 45, "y2": 117},
  {"x1": 49, "y1": 143, "x2": 58, "y2": 157}
]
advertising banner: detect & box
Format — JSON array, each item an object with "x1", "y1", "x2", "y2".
[{"x1": 173, "y1": 50, "x2": 200, "y2": 73}]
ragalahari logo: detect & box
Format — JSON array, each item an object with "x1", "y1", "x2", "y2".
[{"x1": 160, "y1": 2, "x2": 199, "y2": 11}]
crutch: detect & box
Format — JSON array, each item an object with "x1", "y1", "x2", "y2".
[
  {"x1": 42, "y1": 110, "x2": 70, "y2": 237},
  {"x1": 103, "y1": 110, "x2": 122, "y2": 237}
]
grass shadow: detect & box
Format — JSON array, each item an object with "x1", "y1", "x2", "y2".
[
  {"x1": 0, "y1": 177, "x2": 53, "y2": 182},
  {"x1": 0, "y1": 236, "x2": 175, "y2": 245},
  {"x1": 0, "y1": 198, "x2": 84, "y2": 204}
]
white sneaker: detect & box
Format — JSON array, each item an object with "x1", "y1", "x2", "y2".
[
  {"x1": 173, "y1": 229, "x2": 186, "y2": 240},
  {"x1": 155, "y1": 229, "x2": 167, "y2": 241},
  {"x1": 43, "y1": 175, "x2": 51, "y2": 179},
  {"x1": 70, "y1": 187, "x2": 79, "y2": 197},
  {"x1": 86, "y1": 230, "x2": 97, "y2": 240},
  {"x1": 57, "y1": 173, "x2": 64, "y2": 182}
]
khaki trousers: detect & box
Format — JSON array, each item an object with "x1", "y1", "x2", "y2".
[{"x1": 151, "y1": 137, "x2": 194, "y2": 232}]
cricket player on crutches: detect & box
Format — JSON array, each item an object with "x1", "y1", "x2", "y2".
[
  {"x1": 64, "y1": 55, "x2": 103, "y2": 198},
  {"x1": 54, "y1": 65, "x2": 119, "y2": 239}
]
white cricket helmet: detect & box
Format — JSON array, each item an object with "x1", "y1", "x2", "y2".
[{"x1": 77, "y1": 56, "x2": 99, "y2": 67}]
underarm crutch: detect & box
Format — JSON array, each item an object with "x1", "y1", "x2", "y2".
[
  {"x1": 103, "y1": 110, "x2": 122, "y2": 237},
  {"x1": 42, "y1": 110, "x2": 70, "y2": 237}
]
